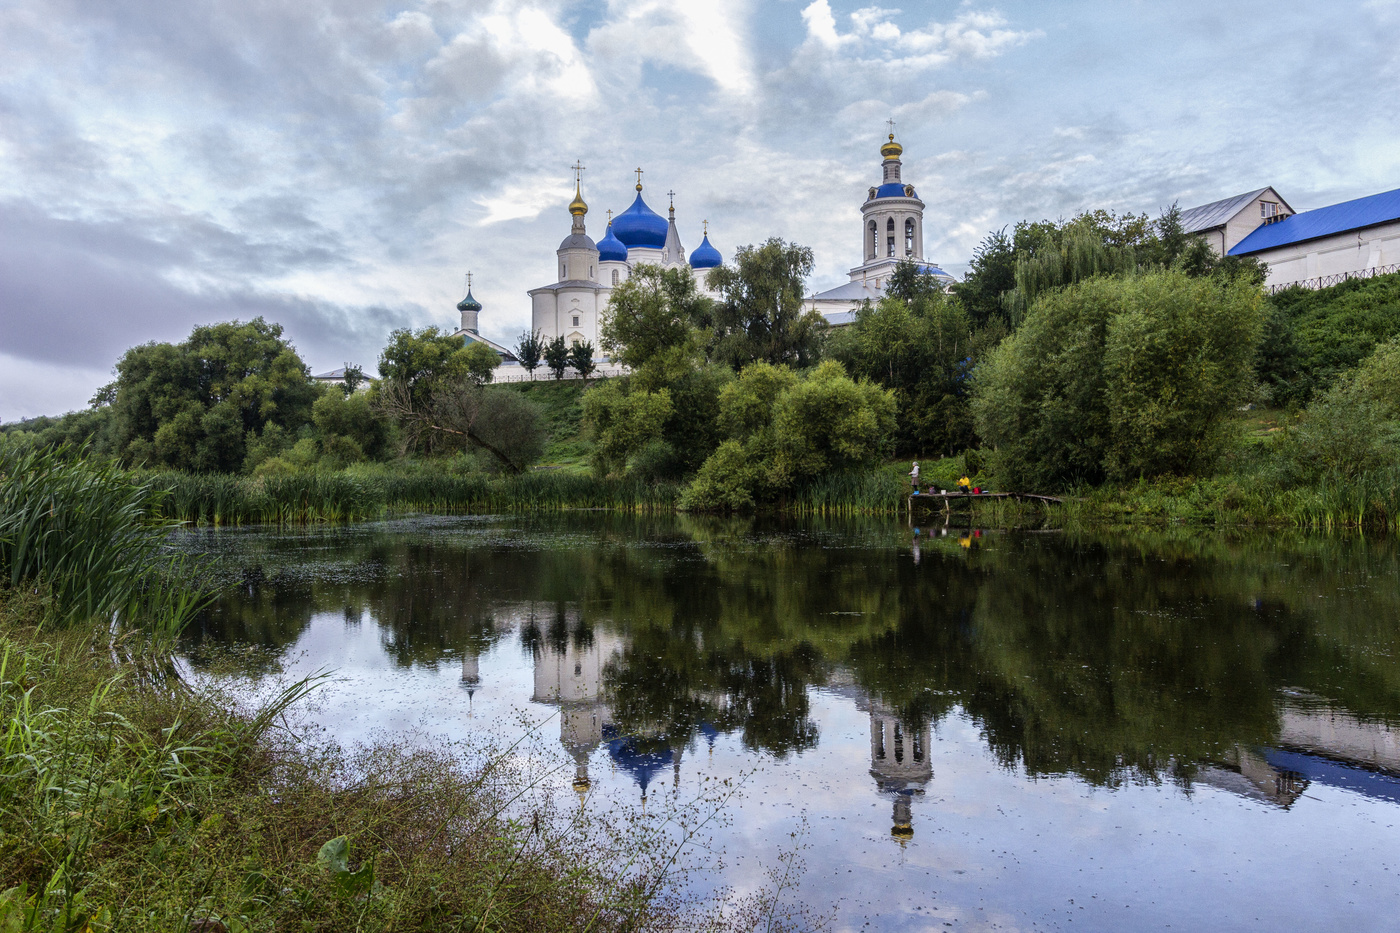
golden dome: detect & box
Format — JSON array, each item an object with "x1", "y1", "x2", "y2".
[
  {"x1": 881, "y1": 133, "x2": 903, "y2": 160},
  {"x1": 569, "y1": 179, "x2": 588, "y2": 216}
]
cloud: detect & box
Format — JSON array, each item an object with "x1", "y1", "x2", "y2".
[
  {"x1": 587, "y1": 0, "x2": 756, "y2": 97},
  {"x1": 799, "y1": 1, "x2": 1037, "y2": 66},
  {"x1": 1, "y1": 0, "x2": 1397, "y2": 421}
]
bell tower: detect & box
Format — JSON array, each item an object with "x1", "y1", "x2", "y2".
[{"x1": 849, "y1": 123, "x2": 928, "y2": 290}]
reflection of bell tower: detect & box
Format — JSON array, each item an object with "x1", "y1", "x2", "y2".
[
  {"x1": 531, "y1": 626, "x2": 624, "y2": 796},
  {"x1": 864, "y1": 697, "x2": 933, "y2": 841}
]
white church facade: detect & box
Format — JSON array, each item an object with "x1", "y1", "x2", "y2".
[{"x1": 525, "y1": 168, "x2": 723, "y2": 352}]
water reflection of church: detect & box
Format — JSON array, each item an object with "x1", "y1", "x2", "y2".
[
  {"x1": 464, "y1": 607, "x2": 1400, "y2": 834},
  {"x1": 525, "y1": 618, "x2": 704, "y2": 803},
  {"x1": 516, "y1": 614, "x2": 936, "y2": 836}
]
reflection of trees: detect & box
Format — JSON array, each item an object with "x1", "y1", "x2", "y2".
[{"x1": 190, "y1": 515, "x2": 1400, "y2": 789}]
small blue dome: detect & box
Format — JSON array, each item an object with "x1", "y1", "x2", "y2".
[
  {"x1": 612, "y1": 191, "x2": 668, "y2": 249},
  {"x1": 597, "y1": 222, "x2": 628, "y2": 262},
  {"x1": 874, "y1": 182, "x2": 916, "y2": 199},
  {"x1": 689, "y1": 234, "x2": 722, "y2": 269}
]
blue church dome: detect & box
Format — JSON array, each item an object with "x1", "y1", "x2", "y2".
[
  {"x1": 597, "y1": 222, "x2": 628, "y2": 262},
  {"x1": 874, "y1": 182, "x2": 916, "y2": 199},
  {"x1": 689, "y1": 234, "x2": 722, "y2": 269},
  {"x1": 612, "y1": 190, "x2": 668, "y2": 249}
]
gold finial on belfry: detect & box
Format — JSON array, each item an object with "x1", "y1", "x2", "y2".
[
  {"x1": 881, "y1": 119, "x2": 903, "y2": 159},
  {"x1": 634, "y1": 166, "x2": 644, "y2": 191},
  {"x1": 569, "y1": 160, "x2": 588, "y2": 216}
]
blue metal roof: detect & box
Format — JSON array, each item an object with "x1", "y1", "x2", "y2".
[
  {"x1": 874, "y1": 182, "x2": 916, "y2": 199},
  {"x1": 689, "y1": 233, "x2": 722, "y2": 269},
  {"x1": 1230, "y1": 187, "x2": 1400, "y2": 255},
  {"x1": 596, "y1": 222, "x2": 628, "y2": 262},
  {"x1": 612, "y1": 191, "x2": 668, "y2": 249}
]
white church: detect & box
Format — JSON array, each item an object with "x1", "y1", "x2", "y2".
[{"x1": 450, "y1": 130, "x2": 958, "y2": 361}]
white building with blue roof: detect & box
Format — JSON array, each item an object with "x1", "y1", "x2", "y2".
[
  {"x1": 527, "y1": 168, "x2": 722, "y2": 353},
  {"x1": 1183, "y1": 185, "x2": 1400, "y2": 291},
  {"x1": 806, "y1": 133, "x2": 956, "y2": 326}
]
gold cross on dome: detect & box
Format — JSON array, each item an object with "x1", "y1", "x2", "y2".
[
  {"x1": 703, "y1": 219, "x2": 709, "y2": 236},
  {"x1": 886, "y1": 117, "x2": 896, "y2": 137},
  {"x1": 634, "y1": 166, "x2": 644, "y2": 188},
  {"x1": 466, "y1": 271, "x2": 473, "y2": 289},
  {"x1": 571, "y1": 160, "x2": 585, "y2": 184},
  {"x1": 606, "y1": 209, "x2": 613, "y2": 223}
]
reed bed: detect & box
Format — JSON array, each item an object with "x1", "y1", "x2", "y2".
[
  {"x1": 146, "y1": 470, "x2": 682, "y2": 525},
  {"x1": 0, "y1": 443, "x2": 207, "y2": 631},
  {"x1": 786, "y1": 470, "x2": 906, "y2": 516}
]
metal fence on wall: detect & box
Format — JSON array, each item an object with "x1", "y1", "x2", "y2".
[{"x1": 1265, "y1": 263, "x2": 1400, "y2": 295}]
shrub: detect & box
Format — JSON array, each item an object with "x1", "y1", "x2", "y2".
[{"x1": 973, "y1": 270, "x2": 1265, "y2": 489}]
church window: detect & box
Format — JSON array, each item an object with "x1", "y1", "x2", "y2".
[
  {"x1": 590, "y1": 265, "x2": 594, "y2": 278},
  {"x1": 560, "y1": 262, "x2": 566, "y2": 279},
  {"x1": 572, "y1": 315, "x2": 580, "y2": 327},
  {"x1": 611, "y1": 269, "x2": 619, "y2": 286},
  {"x1": 887, "y1": 237, "x2": 895, "y2": 258},
  {"x1": 867, "y1": 221, "x2": 877, "y2": 260},
  {"x1": 905, "y1": 218, "x2": 915, "y2": 256},
  {"x1": 886, "y1": 218, "x2": 896, "y2": 257}
]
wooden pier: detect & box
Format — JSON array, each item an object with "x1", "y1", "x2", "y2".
[{"x1": 907, "y1": 490, "x2": 1063, "y2": 516}]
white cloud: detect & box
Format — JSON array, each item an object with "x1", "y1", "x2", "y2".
[{"x1": 476, "y1": 179, "x2": 576, "y2": 226}]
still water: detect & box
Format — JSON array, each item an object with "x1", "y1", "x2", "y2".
[{"x1": 180, "y1": 515, "x2": 1400, "y2": 931}]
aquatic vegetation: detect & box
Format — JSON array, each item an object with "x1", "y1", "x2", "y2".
[
  {"x1": 0, "y1": 442, "x2": 208, "y2": 631},
  {"x1": 146, "y1": 470, "x2": 682, "y2": 525}
]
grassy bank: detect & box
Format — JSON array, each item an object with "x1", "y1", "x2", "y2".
[
  {"x1": 0, "y1": 445, "x2": 797, "y2": 932},
  {"x1": 0, "y1": 612, "x2": 737, "y2": 932}
]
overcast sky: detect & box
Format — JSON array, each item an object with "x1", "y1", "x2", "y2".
[{"x1": 2, "y1": 0, "x2": 1397, "y2": 420}]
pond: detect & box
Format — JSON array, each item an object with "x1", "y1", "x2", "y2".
[{"x1": 178, "y1": 514, "x2": 1400, "y2": 931}]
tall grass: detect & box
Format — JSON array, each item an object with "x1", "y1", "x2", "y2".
[
  {"x1": 147, "y1": 470, "x2": 682, "y2": 525},
  {"x1": 0, "y1": 625, "x2": 771, "y2": 933},
  {"x1": 787, "y1": 470, "x2": 906, "y2": 516},
  {"x1": 0, "y1": 443, "x2": 208, "y2": 631}
]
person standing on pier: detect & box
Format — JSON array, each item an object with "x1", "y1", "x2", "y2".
[{"x1": 909, "y1": 461, "x2": 920, "y2": 494}]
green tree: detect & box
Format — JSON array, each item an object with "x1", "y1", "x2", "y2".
[
  {"x1": 311, "y1": 389, "x2": 388, "y2": 466},
  {"x1": 582, "y1": 380, "x2": 673, "y2": 477},
  {"x1": 829, "y1": 280, "x2": 975, "y2": 456},
  {"x1": 544, "y1": 336, "x2": 571, "y2": 380},
  {"x1": 704, "y1": 238, "x2": 824, "y2": 369},
  {"x1": 952, "y1": 228, "x2": 1017, "y2": 329},
  {"x1": 461, "y1": 340, "x2": 502, "y2": 384},
  {"x1": 377, "y1": 327, "x2": 476, "y2": 405},
  {"x1": 1277, "y1": 336, "x2": 1400, "y2": 482},
  {"x1": 682, "y1": 361, "x2": 895, "y2": 510},
  {"x1": 376, "y1": 327, "x2": 544, "y2": 468},
  {"x1": 567, "y1": 340, "x2": 597, "y2": 384},
  {"x1": 515, "y1": 330, "x2": 545, "y2": 379},
  {"x1": 599, "y1": 264, "x2": 708, "y2": 374},
  {"x1": 973, "y1": 270, "x2": 1265, "y2": 488},
  {"x1": 107, "y1": 317, "x2": 317, "y2": 472}
]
